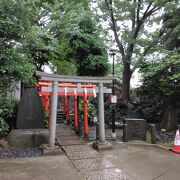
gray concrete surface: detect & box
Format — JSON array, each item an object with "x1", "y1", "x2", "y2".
[
  {"x1": 1, "y1": 123, "x2": 180, "y2": 180},
  {"x1": 0, "y1": 155, "x2": 83, "y2": 180},
  {"x1": 56, "y1": 124, "x2": 131, "y2": 180},
  {"x1": 99, "y1": 142, "x2": 180, "y2": 180}
]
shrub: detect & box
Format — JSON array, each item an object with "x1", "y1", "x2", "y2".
[
  {"x1": 79, "y1": 100, "x2": 96, "y2": 125},
  {"x1": 44, "y1": 110, "x2": 49, "y2": 128},
  {"x1": 0, "y1": 118, "x2": 9, "y2": 137},
  {"x1": 0, "y1": 96, "x2": 18, "y2": 129}
]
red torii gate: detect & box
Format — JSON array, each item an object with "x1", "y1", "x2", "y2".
[{"x1": 36, "y1": 81, "x2": 97, "y2": 136}]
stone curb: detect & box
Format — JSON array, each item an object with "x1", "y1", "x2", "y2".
[{"x1": 115, "y1": 141, "x2": 172, "y2": 151}]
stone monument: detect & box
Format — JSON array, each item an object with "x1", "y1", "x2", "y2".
[
  {"x1": 123, "y1": 118, "x2": 146, "y2": 142},
  {"x1": 7, "y1": 87, "x2": 49, "y2": 148},
  {"x1": 17, "y1": 87, "x2": 44, "y2": 129}
]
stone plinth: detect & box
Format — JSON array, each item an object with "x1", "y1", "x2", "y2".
[
  {"x1": 7, "y1": 129, "x2": 49, "y2": 148},
  {"x1": 40, "y1": 144, "x2": 63, "y2": 156},
  {"x1": 123, "y1": 118, "x2": 146, "y2": 142},
  {"x1": 93, "y1": 141, "x2": 113, "y2": 150}
]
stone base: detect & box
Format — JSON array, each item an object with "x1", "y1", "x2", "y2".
[
  {"x1": 112, "y1": 133, "x2": 117, "y2": 140},
  {"x1": 93, "y1": 141, "x2": 113, "y2": 150},
  {"x1": 40, "y1": 144, "x2": 63, "y2": 156},
  {"x1": 7, "y1": 129, "x2": 49, "y2": 148}
]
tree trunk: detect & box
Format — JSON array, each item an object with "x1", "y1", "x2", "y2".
[{"x1": 121, "y1": 61, "x2": 132, "y2": 104}]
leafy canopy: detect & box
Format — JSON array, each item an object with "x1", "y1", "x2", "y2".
[{"x1": 69, "y1": 14, "x2": 109, "y2": 76}]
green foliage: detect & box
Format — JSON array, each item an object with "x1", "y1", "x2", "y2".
[
  {"x1": 23, "y1": 26, "x2": 60, "y2": 70},
  {"x1": 51, "y1": 60, "x2": 77, "y2": 75},
  {"x1": 79, "y1": 100, "x2": 96, "y2": 125},
  {"x1": 0, "y1": 96, "x2": 18, "y2": 129},
  {"x1": 0, "y1": 0, "x2": 36, "y2": 93},
  {"x1": 137, "y1": 51, "x2": 180, "y2": 121},
  {"x1": 69, "y1": 14, "x2": 109, "y2": 76},
  {"x1": 42, "y1": 0, "x2": 91, "y2": 73},
  {"x1": 95, "y1": 0, "x2": 179, "y2": 100},
  {"x1": 0, "y1": 118, "x2": 9, "y2": 137},
  {"x1": 44, "y1": 110, "x2": 49, "y2": 129},
  {"x1": 161, "y1": 7, "x2": 180, "y2": 50}
]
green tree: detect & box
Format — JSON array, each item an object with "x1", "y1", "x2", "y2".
[
  {"x1": 69, "y1": 14, "x2": 109, "y2": 76},
  {"x1": 0, "y1": 0, "x2": 35, "y2": 92},
  {"x1": 0, "y1": 0, "x2": 37, "y2": 130},
  {"x1": 95, "y1": 0, "x2": 179, "y2": 103},
  {"x1": 137, "y1": 7, "x2": 180, "y2": 130},
  {"x1": 161, "y1": 7, "x2": 180, "y2": 50},
  {"x1": 138, "y1": 51, "x2": 180, "y2": 130}
]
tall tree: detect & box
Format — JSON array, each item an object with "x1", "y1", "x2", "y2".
[
  {"x1": 69, "y1": 13, "x2": 109, "y2": 76},
  {"x1": 95, "y1": 0, "x2": 179, "y2": 104},
  {"x1": 0, "y1": 0, "x2": 35, "y2": 92},
  {"x1": 161, "y1": 7, "x2": 180, "y2": 50},
  {"x1": 137, "y1": 6, "x2": 180, "y2": 130}
]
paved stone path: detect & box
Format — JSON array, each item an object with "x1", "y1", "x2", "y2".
[{"x1": 56, "y1": 124, "x2": 131, "y2": 180}]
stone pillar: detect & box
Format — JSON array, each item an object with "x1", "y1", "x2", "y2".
[
  {"x1": 150, "y1": 124, "x2": 157, "y2": 144},
  {"x1": 98, "y1": 82, "x2": 105, "y2": 143},
  {"x1": 93, "y1": 83, "x2": 112, "y2": 150},
  {"x1": 49, "y1": 81, "x2": 58, "y2": 148}
]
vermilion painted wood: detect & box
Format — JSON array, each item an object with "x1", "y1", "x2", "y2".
[
  {"x1": 74, "y1": 96, "x2": 78, "y2": 128},
  {"x1": 66, "y1": 97, "x2": 70, "y2": 121},
  {"x1": 84, "y1": 93, "x2": 88, "y2": 136},
  {"x1": 36, "y1": 81, "x2": 97, "y2": 135}
]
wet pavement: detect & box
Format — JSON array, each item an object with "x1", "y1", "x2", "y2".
[
  {"x1": 0, "y1": 155, "x2": 83, "y2": 180},
  {"x1": 56, "y1": 124, "x2": 131, "y2": 180},
  {"x1": 99, "y1": 142, "x2": 180, "y2": 180},
  {"x1": 1, "y1": 123, "x2": 180, "y2": 180}
]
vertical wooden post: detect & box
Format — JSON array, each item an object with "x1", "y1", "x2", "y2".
[
  {"x1": 74, "y1": 95, "x2": 78, "y2": 128},
  {"x1": 66, "y1": 96, "x2": 70, "y2": 123},
  {"x1": 44, "y1": 95, "x2": 49, "y2": 110},
  {"x1": 84, "y1": 89, "x2": 88, "y2": 136},
  {"x1": 63, "y1": 96, "x2": 66, "y2": 114}
]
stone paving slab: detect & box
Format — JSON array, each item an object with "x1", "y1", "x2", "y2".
[
  {"x1": 72, "y1": 158, "x2": 115, "y2": 172},
  {"x1": 80, "y1": 168, "x2": 131, "y2": 180},
  {"x1": 59, "y1": 139, "x2": 85, "y2": 146},
  {"x1": 66, "y1": 150, "x2": 101, "y2": 160},
  {"x1": 55, "y1": 124, "x2": 132, "y2": 180},
  {"x1": 58, "y1": 135, "x2": 80, "y2": 140},
  {"x1": 62, "y1": 145, "x2": 92, "y2": 152},
  {"x1": 56, "y1": 131, "x2": 76, "y2": 136}
]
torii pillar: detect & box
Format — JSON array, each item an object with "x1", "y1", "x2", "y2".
[
  {"x1": 93, "y1": 82, "x2": 113, "y2": 150},
  {"x1": 49, "y1": 81, "x2": 58, "y2": 148}
]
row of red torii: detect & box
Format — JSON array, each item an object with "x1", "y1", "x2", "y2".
[{"x1": 36, "y1": 71, "x2": 113, "y2": 150}]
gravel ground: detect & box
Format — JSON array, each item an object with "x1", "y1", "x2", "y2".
[{"x1": 0, "y1": 147, "x2": 42, "y2": 159}]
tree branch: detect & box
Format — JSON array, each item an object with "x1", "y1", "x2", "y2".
[
  {"x1": 136, "y1": 0, "x2": 141, "y2": 22},
  {"x1": 127, "y1": 1, "x2": 166, "y2": 61},
  {"x1": 143, "y1": 27, "x2": 166, "y2": 56},
  {"x1": 132, "y1": 0, "x2": 136, "y2": 30},
  {"x1": 105, "y1": 0, "x2": 125, "y2": 60},
  {"x1": 142, "y1": 1, "x2": 153, "y2": 20}
]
